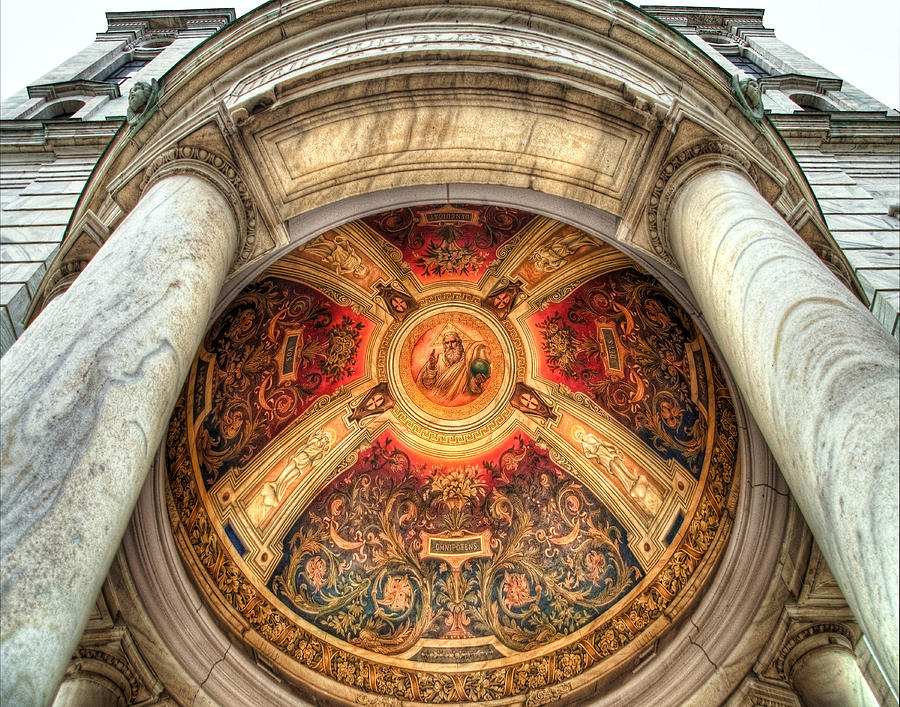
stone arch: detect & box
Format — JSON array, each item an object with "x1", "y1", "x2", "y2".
[
  {"x1": 119, "y1": 182, "x2": 794, "y2": 707},
  {"x1": 31, "y1": 98, "x2": 85, "y2": 120},
  {"x1": 52, "y1": 0, "x2": 853, "y2": 297}
]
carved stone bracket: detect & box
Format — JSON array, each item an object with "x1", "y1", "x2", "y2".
[
  {"x1": 140, "y1": 146, "x2": 257, "y2": 267},
  {"x1": 647, "y1": 139, "x2": 759, "y2": 268}
]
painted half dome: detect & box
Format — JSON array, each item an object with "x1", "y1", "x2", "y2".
[{"x1": 166, "y1": 204, "x2": 739, "y2": 704}]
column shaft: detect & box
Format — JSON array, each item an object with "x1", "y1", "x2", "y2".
[
  {"x1": 792, "y1": 645, "x2": 879, "y2": 707},
  {"x1": 667, "y1": 167, "x2": 899, "y2": 690},
  {"x1": 0, "y1": 173, "x2": 239, "y2": 706}
]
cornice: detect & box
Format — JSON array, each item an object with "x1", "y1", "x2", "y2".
[
  {"x1": 100, "y1": 9, "x2": 235, "y2": 36},
  {"x1": 758, "y1": 74, "x2": 843, "y2": 94},
  {"x1": 26, "y1": 81, "x2": 120, "y2": 101},
  {"x1": 0, "y1": 120, "x2": 120, "y2": 152}
]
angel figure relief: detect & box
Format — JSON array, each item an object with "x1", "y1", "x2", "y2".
[
  {"x1": 530, "y1": 230, "x2": 595, "y2": 272},
  {"x1": 575, "y1": 429, "x2": 663, "y2": 517},
  {"x1": 245, "y1": 430, "x2": 334, "y2": 527},
  {"x1": 303, "y1": 234, "x2": 368, "y2": 278}
]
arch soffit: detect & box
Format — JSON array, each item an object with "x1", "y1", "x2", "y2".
[{"x1": 52, "y1": 0, "x2": 856, "y2": 300}]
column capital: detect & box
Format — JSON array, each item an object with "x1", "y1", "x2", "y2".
[
  {"x1": 140, "y1": 146, "x2": 258, "y2": 268},
  {"x1": 775, "y1": 622, "x2": 857, "y2": 683},
  {"x1": 647, "y1": 139, "x2": 759, "y2": 268}
]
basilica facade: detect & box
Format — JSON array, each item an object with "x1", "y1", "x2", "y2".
[{"x1": 0, "y1": 4, "x2": 897, "y2": 706}]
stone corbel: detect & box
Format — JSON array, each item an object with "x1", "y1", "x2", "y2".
[
  {"x1": 139, "y1": 146, "x2": 258, "y2": 268},
  {"x1": 229, "y1": 87, "x2": 277, "y2": 126}
]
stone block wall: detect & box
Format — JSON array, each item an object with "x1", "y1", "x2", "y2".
[
  {"x1": 0, "y1": 139, "x2": 110, "y2": 351},
  {"x1": 799, "y1": 145, "x2": 899, "y2": 336},
  {"x1": 0, "y1": 9, "x2": 234, "y2": 355},
  {"x1": 643, "y1": 5, "x2": 900, "y2": 340}
]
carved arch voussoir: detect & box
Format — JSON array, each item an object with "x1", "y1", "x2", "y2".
[
  {"x1": 139, "y1": 146, "x2": 257, "y2": 268},
  {"x1": 647, "y1": 139, "x2": 760, "y2": 268}
]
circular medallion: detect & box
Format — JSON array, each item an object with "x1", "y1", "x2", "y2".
[{"x1": 388, "y1": 302, "x2": 516, "y2": 433}]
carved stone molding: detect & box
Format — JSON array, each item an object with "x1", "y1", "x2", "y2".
[
  {"x1": 730, "y1": 677, "x2": 802, "y2": 707},
  {"x1": 123, "y1": 29, "x2": 179, "y2": 53},
  {"x1": 774, "y1": 622, "x2": 857, "y2": 681},
  {"x1": 58, "y1": 621, "x2": 167, "y2": 706},
  {"x1": 45, "y1": 259, "x2": 93, "y2": 301},
  {"x1": 140, "y1": 146, "x2": 257, "y2": 267},
  {"x1": 64, "y1": 648, "x2": 141, "y2": 703},
  {"x1": 646, "y1": 140, "x2": 860, "y2": 297},
  {"x1": 646, "y1": 139, "x2": 759, "y2": 268}
]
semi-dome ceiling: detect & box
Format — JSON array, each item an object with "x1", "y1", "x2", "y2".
[{"x1": 166, "y1": 204, "x2": 739, "y2": 704}]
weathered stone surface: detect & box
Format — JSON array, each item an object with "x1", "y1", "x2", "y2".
[
  {"x1": 668, "y1": 166, "x2": 900, "y2": 691},
  {"x1": 792, "y1": 645, "x2": 879, "y2": 706},
  {"x1": 0, "y1": 173, "x2": 239, "y2": 706}
]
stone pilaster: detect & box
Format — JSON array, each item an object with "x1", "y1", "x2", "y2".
[
  {"x1": 0, "y1": 161, "x2": 243, "y2": 705},
  {"x1": 662, "y1": 157, "x2": 900, "y2": 691}
]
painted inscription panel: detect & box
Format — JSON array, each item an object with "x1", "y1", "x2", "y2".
[{"x1": 362, "y1": 204, "x2": 535, "y2": 283}]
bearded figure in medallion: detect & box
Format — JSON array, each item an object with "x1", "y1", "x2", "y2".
[{"x1": 416, "y1": 329, "x2": 491, "y2": 406}]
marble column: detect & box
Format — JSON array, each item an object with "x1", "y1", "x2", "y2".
[
  {"x1": 667, "y1": 166, "x2": 900, "y2": 691},
  {"x1": 0, "y1": 170, "x2": 240, "y2": 706},
  {"x1": 786, "y1": 631, "x2": 879, "y2": 706}
]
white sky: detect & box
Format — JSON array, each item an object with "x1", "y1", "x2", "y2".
[{"x1": 1, "y1": 0, "x2": 898, "y2": 109}]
